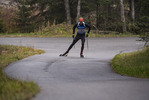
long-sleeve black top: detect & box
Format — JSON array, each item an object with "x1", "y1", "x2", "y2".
[{"x1": 73, "y1": 23, "x2": 91, "y2": 34}]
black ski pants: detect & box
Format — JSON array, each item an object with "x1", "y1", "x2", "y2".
[{"x1": 65, "y1": 34, "x2": 85, "y2": 55}]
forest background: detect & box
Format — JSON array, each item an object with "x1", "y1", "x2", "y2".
[{"x1": 0, "y1": 0, "x2": 149, "y2": 36}]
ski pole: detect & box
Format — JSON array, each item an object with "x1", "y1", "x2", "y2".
[
  {"x1": 87, "y1": 37, "x2": 88, "y2": 49},
  {"x1": 73, "y1": 37, "x2": 75, "y2": 48}
]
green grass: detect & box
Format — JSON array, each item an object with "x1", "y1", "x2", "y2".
[
  {"x1": 0, "y1": 32, "x2": 138, "y2": 38},
  {"x1": 0, "y1": 45, "x2": 45, "y2": 100},
  {"x1": 111, "y1": 47, "x2": 149, "y2": 78},
  {"x1": 0, "y1": 24, "x2": 138, "y2": 38}
]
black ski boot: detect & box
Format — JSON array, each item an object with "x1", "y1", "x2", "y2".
[{"x1": 80, "y1": 54, "x2": 84, "y2": 58}]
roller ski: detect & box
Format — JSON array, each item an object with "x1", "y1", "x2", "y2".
[
  {"x1": 59, "y1": 53, "x2": 68, "y2": 57},
  {"x1": 80, "y1": 54, "x2": 84, "y2": 58}
]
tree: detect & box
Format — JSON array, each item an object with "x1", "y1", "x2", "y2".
[
  {"x1": 96, "y1": 2, "x2": 99, "y2": 28},
  {"x1": 0, "y1": 6, "x2": 17, "y2": 33},
  {"x1": 130, "y1": 0, "x2": 135, "y2": 22},
  {"x1": 64, "y1": 0, "x2": 71, "y2": 24},
  {"x1": 135, "y1": 0, "x2": 149, "y2": 19},
  {"x1": 120, "y1": 0, "x2": 126, "y2": 33},
  {"x1": 29, "y1": 0, "x2": 66, "y2": 26},
  {"x1": 15, "y1": 0, "x2": 34, "y2": 33},
  {"x1": 6, "y1": 0, "x2": 148, "y2": 34},
  {"x1": 77, "y1": 0, "x2": 81, "y2": 21}
]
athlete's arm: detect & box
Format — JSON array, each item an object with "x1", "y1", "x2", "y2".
[
  {"x1": 85, "y1": 23, "x2": 91, "y2": 34},
  {"x1": 73, "y1": 24, "x2": 77, "y2": 34}
]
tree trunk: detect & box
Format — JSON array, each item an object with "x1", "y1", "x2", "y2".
[
  {"x1": 96, "y1": 3, "x2": 99, "y2": 28},
  {"x1": 77, "y1": 0, "x2": 81, "y2": 22},
  {"x1": 131, "y1": 0, "x2": 135, "y2": 22},
  {"x1": 120, "y1": 0, "x2": 126, "y2": 33},
  {"x1": 64, "y1": 0, "x2": 71, "y2": 25}
]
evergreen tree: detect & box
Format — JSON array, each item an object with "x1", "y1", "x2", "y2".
[
  {"x1": 135, "y1": 0, "x2": 149, "y2": 19},
  {"x1": 95, "y1": 0, "x2": 121, "y2": 31},
  {"x1": 28, "y1": 0, "x2": 66, "y2": 26},
  {"x1": 15, "y1": 0, "x2": 34, "y2": 33}
]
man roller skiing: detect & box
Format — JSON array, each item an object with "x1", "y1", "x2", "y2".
[{"x1": 60, "y1": 17, "x2": 91, "y2": 58}]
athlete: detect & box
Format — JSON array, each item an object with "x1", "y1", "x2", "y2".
[{"x1": 60, "y1": 17, "x2": 91, "y2": 58}]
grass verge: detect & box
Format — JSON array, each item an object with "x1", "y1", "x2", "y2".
[
  {"x1": 111, "y1": 47, "x2": 149, "y2": 78},
  {"x1": 0, "y1": 24, "x2": 138, "y2": 38},
  {"x1": 0, "y1": 45, "x2": 45, "y2": 100},
  {"x1": 0, "y1": 32, "x2": 138, "y2": 38}
]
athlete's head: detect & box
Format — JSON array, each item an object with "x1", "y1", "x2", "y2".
[
  {"x1": 79, "y1": 17, "x2": 83, "y2": 24},
  {"x1": 79, "y1": 17, "x2": 83, "y2": 22}
]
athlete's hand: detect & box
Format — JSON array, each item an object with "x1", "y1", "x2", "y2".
[
  {"x1": 86, "y1": 34, "x2": 89, "y2": 37},
  {"x1": 72, "y1": 34, "x2": 75, "y2": 38}
]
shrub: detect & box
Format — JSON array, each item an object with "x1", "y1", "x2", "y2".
[
  {"x1": 135, "y1": 16, "x2": 149, "y2": 47},
  {"x1": 0, "y1": 19, "x2": 6, "y2": 33}
]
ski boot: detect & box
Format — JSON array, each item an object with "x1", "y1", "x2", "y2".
[{"x1": 80, "y1": 54, "x2": 84, "y2": 58}]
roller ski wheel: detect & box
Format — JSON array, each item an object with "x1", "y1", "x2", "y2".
[
  {"x1": 80, "y1": 54, "x2": 84, "y2": 58},
  {"x1": 59, "y1": 53, "x2": 68, "y2": 57}
]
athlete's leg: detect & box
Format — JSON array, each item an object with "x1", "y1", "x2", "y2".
[
  {"x1": 80, "y1": 35, "x2": 85, "y2": 56},
  {"x1": 63, "y1": 35, "x2": 80, "y2": 55}
]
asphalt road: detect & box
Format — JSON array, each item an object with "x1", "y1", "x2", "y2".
[{"x1": 0, "y1": 37, "x2": 149, "y2": 100}]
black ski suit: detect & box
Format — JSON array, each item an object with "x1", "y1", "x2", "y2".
[{"x1": 64, "y1": 22, "x2": 91, "y2": 55}]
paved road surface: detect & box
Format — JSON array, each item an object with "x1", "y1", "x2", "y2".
[{"x1": 0, "y1": 37, "x2": 149, "y2": 100}]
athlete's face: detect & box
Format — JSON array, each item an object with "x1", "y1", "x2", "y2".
[{"x1": 80, "y1": 21, "x2": 83, "y2": 25}]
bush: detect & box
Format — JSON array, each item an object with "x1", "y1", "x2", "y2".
[
  {"x1": 35, "y1": 23, "x2": 72, "y2": 37},
  {"x1": 127, "y1": 23, "x2": 139, "y2": 34},
  {"x1": 0, "y1": 19, "x2": 6, "y2": 33},
  {"x1": 127, "y1": 16, "x2": 149, "y2": 35},
  {"x1": 139, "y1": 33, "x2": 149, "y2": 47},
  {"x1": 135, "y1": 16, "x2": 149, "y2": 34},
  {"x1": 134, "y1": 16, "x2": 149, "y2": 47}
]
